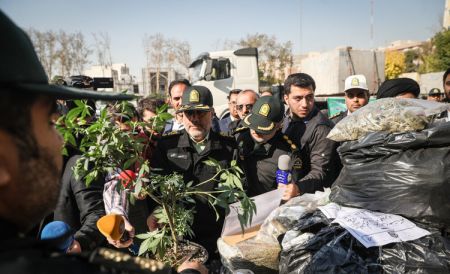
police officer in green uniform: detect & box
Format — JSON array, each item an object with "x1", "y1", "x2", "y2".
[
  {"x1": 330, "y1": 74, "x2": 370, "y2": 125},
  {"x1": 0, "y1": 10, "x2": 203, "y2": 274},
  {"x1": 150, "y1": 86, "x2": 237, "y2": 267},
  {"x1": 237, "y1": 96, "x2": 302, "y2": 200}
]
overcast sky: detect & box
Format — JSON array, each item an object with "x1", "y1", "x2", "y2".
[{"x1": 0, "y1": 0, "x2": 445, "y2": 78}]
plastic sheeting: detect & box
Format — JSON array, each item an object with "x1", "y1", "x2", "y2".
[
  {"x1": 279, "y1": 210, "x2": 450, "y2": 274},
  {"x1": 219, "y1": 190, "x2": 330, "y2": 273},
  {"x1": 330, "y1": 122, "x2": 450, "y2": 226}
]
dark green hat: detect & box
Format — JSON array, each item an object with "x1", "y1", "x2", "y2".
[
  {"x1": 242, "y1": 95, "x2": 284, "y2": 134},
  {"x1": 177, "y1": 85, "x2": 213, "y2": 113},
  {"x1": 0, "y1": 10, "x2": 133, "y2": 101}
]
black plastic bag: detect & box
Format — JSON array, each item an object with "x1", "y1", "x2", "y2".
[
  {"x1": 279, "y1": 211, "x2": 381, "y2": 274},
  {"x1": 279, "y1": 211, "x2": 450, "y2": 274},
  {"x1": 330, "y1": 122, "x2": 450, "y2": 225}
]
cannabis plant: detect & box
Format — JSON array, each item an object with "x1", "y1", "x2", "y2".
[{"x1": 58, "y1": 99, "x2": 256, "y2": 266}]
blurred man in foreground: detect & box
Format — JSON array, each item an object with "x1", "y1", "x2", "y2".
[{"x1": 0, "y1": 10, "x2": 204, "y2": 274}]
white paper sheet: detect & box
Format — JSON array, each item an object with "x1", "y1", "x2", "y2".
[
  {"x1": 221, "y1": 188, "x2": 284, "y2": 236},
  {"x1": 318, "y1": 203, "x2": 430, "y2": 248}
]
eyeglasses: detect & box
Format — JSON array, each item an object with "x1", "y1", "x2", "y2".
[{"x1": 236, "y1": 104, "x2": 253, "y2": 111}]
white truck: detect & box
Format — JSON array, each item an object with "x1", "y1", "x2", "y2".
[{"x1": 189, "y1": 48, "x2": 259, "y2": 118}]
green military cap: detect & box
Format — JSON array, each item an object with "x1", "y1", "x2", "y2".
[
  {"x1": 177, "y1": 85, "x2": 213, "y2": 113},
  {"x1": 0, "y1": 10, "x2": 133, "y2": 101},
  {"x1": 242, "y1": 95, "x2": 284, "y2": 134}
]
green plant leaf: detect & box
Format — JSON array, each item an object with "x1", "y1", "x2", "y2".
[
  {"x1": 232, "y1": 175, "x2": 243, "y2": 190},
  {"x1": 158, "y1": 112, "x2": 173, "y2": 121},
  {"x1": 231, "y1": 160, "x2": 237, "y2": 167},
  {"x1": 156, "y1": 104, "x2": 168, "y2": 113},
  {"x1": 138, "y1": 237, "x2": 151, "y2": 256},
  {"x1": 123, "y1": 158, "x2": 135, "y2": 170}
]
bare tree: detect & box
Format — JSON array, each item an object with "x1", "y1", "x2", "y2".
[
  {"x1": 92, "y1": 32, "x2": 113, "y2": 76},
  {"x1": 276, "y1": 41, "x2": 293, "y2": 81},
  {"x1": 27, "y1": 29, "x2": 92, "y2": 79},
  {"x1": 55, "y1": 30, "x2": 74, "y2": 77},
  {"x1": 211, "y1": 38, "x2": 237, "y2": 51},
  {"x1": 165, "y1": 38, "x2": 177, "y2": 71},
  {"x1": 173, "y1": 41, "x2": 191, "y2": 78},
  {"x1": 71, "y1": 32, "x2": 91, "y2": 75},
  {"x1": 143, "y1": 34, "x2": 192, "y2": 93},
  {"x1": 27, "y1": 29, "x2": 57, "y2": 79},
  {"x1": 144, "y1": 33, "x2": 165, "y2": 94},
  {"x1": 239, "y1": 33, "x2": 293, "y2": 84}
]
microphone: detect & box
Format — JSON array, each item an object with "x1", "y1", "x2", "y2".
[
  {"x1": 96, "y1": 214, "x2": 129, "y2": 242},
  {"x1": 276, "y1": 155, "x2": 292, "y2": 185},
  {"x1": 97, "y1": 214, "x2": 139, "y2": 255},
  {"x1": 40, "y1": 221, "x2": 74, "y2": 252}
]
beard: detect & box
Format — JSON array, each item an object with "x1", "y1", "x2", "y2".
[{"x1": 14, "y1": 147, "x2": 61, "y2": 231}]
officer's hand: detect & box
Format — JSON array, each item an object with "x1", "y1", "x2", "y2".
[
  {"x1": 67, "y1": 239, "x2": 82, "y2": 254},
  {"x1": 177, "y1": 261, "x2": 208, "y2": 274},
  {"x1": 107, "y1": 217, "x2": 135, "y2": 248},
  {"x1": 282, "y1": 183, "x2": 300, "y2": 200}
]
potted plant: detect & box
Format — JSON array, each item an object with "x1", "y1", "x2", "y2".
[{"x1": 58, "y1": 99, "x2": 256, "y2": 266}]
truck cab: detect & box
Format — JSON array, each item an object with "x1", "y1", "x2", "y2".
[{"x1": 189, "y1": 48, "x2": 259, "y2": 118}]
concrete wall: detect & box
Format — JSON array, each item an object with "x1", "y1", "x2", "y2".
[
  {"x1": 299, "y1": 48, "x2": 385, "y2": 96},
  {"x1": 400, "y1": 71, "x2": 445, "y2": 96}
]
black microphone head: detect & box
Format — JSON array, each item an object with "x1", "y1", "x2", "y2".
[{"x1": 278, "y1": 154, "x2": 291, "y2": 170}]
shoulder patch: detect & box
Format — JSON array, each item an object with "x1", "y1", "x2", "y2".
[
  {"x1": 219, "y1": 131, "x2": 233, "y2": 138},
  {"x1": 162, "y1": 130, "x2": 182, "y2": 138}
]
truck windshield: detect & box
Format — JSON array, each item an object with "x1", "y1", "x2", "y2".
[
  {"x1": 189, "y1": 60, "x2": 203, "y2": 83},
  {"x1": 210, "y1": 58, "x2": 231, "y2": 80}
]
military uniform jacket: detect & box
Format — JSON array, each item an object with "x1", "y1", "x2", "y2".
[
  {"x1": 330, "y1": 110, "x2": 347, "y2": 125},
  {"x1": 150, "y1": 129, "x2": 237, "y2": 257},
  {"x1": 237, "y1": 130, "x2": 302, "y2": 197},
  {"x1": 282, "y1": 107, "x2": 341, "y2": 194}
]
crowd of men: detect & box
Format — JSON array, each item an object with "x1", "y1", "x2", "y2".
[{"x1": 1, "y1": 9, "x2": 450, "y2": 274}]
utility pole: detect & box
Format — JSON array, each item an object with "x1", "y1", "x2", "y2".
[{"x1": 371, "y1": 0, "x2": 381, "y2": 92}]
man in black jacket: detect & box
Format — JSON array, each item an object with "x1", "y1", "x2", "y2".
[
  {"x1": 282, "y1": 73, "x2": 341, "y2": 194},
  {"x1": 54, "y1": 155, "x2": 106, "y2": 252},
  {"x1": 150, "y1": 86, "x2": 237, "y2": 265},
  {"x1": 0, "y1": 10, "x2": 204, "y2": 274}
]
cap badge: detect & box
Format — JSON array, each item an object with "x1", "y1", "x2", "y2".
[
  {"x1": 351, "y1": 78, "x2": 359, "y2": 86},
  {"x1": 190, "y1": 90, "x2": 200, "y2": 103},
  {"x1": 259, "y1": 103, "x2": 270, "y2": 117}
]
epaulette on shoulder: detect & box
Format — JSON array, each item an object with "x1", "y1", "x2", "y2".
[
  {"x1": 282, "y1": 134, "x2": 299, "y2": 152},
  {"x1": 161, "y1": 130, "x2": 182, "y2": 138},
  {"x1": 232, "y1": 126, "x2": 248, "y2": 135},
  {"x1": 329, "y1": 112, "x2": 343, "y2": 120},
  {"x1": 90, "y1": 248, "x2": 168, "y2": 273},
  {"x1": 219, "y1": 131, "x2": 234, "y2": 138}
]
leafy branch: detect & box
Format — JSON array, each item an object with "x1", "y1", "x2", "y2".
[{"x1": 57, "y1": 100, "x2": 256, "y2": 267}]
